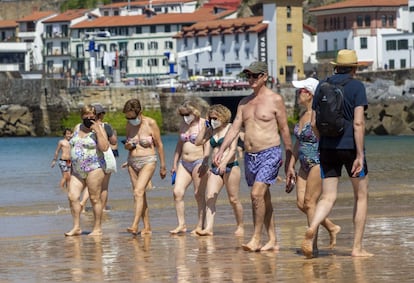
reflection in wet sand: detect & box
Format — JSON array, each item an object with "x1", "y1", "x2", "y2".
[{"x1": 1, "y1": 190, "x2": 414, "y2": 282}]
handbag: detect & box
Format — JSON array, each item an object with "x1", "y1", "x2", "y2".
[{"x1": 103, "y1": 148, "x2": 117, "y2": 173}]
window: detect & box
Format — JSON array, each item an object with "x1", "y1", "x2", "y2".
[
  {"x1": 334, "y1": 38, "x2": 338, "y2": 50},
  {"x1": 388, "y1": 15, "x2": 394, "y2": 27},
  {"x1": 150, "y1": 25, "x2": 156, "y2": 33},
  {"x1": 119, "y1": 42, "x2": 128, "y2": 52},
  {"x1": 344, "y1": 38, "x2": 348, "y2": 49},
  {"x1": 136, "y1": 59, "x2": 142, "y2": 67},
  {"x1": 134, "y1": 42, "x2": 144, "y2": 50},
  {"x1": 381, "y1": 15, "x2": 387, "y2": 27},
  {"x1": 389, "y1": 59, "x2": 395, "y2": 69},
  {"x1": 357, "y1": 16, "x2": 363, "y2": 27},
  {"x1": 287, "y1": 24, "x2": 292, "y2": 32},
  {"x1": 61, "y1": 25, "x2": 68, "y2": 37},
  {"x1": 164, "y1": 41, "x2": 173, "y2": 49},
  {"x1": 235, "y1": 48, "x2": 239, "y2": 60},
  {"x1": 401, "y1": 59, "x2": 406, "y2": 69},
  {"x1": 136, "y1": 27, "x2": 142, "y2": 34},
  {"x1": 398, "y1": 39, "x2": 408, "y2": 50},
  {"x1": 61, "y1": 42, "x2": 69, "y2": 55},
  {"x1": 62, "y1": 60, "x2": 69, "y2": 72},
  {"x1": 245, "y1": 33, "x2": 249, "y2": 42},
  {"x1": 165, "y1": 25, "x2": 171, "y2": 32},
  {"x1": 360, "y1": 37, "x2": 368, "y2": 49},
  {"x1": 47, "y1": 60, "x2": 53, "y2": 73},
  {"x1": 235, "y1": 33, "x2": 239, "y2": 43},
  {"x1": 148, "y1": 58, "x2": 158, "y2": 66},
  {"x1": 76, "y1": 44, "x2": 84, "y2": 57},
  {"x1": 148, "y1": 41, "x2": 158, "y2": 50},
  {"x1": 364, "y1": 15, "x2": 371, "y2": 27},
  {"x1": 287, "y1": 6, "x2": 291, "y2": 18},
  {"x1": 410, "y1": 6, "x2": 414, "y2": 12},
  {"x1": 162, "y1": 58, "x2": 168, "y2": 66},
  {"x1": 324, "y1": 39, "x2": 328, "y2": 52},
  {"x1": 46, "y1": 42, "x2": 53, "y2": 55},
  {"x1": 386, "y1": 40, "x2": 396, "y2": 50},
  {"x1": 287, "y1": 45, "x2": 292, "y2": 62},
  {"x1": 195, "y1": 37, "x2": 199, "y2": 47}
]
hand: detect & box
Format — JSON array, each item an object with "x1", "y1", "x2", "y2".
[
  {"x1": 51, "y1": 160, "x2": 56, "y2": 168},
  {"x1": 351, "y1": 157, "x2": 364, "y2": 177},
  {"x1": 213, "y1": 151, "x2": 223, "y2": 167},
  {"x1": 160, "y1": 167, "x2": 167, "y2": 179}
]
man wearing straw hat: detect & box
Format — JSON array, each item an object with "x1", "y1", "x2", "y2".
[{"x1": 301, "y1": 49, "x2": 373, "y2": 258}]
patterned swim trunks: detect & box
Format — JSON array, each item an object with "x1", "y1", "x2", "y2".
[
  {"x1": 244, "y1": 146, "x2": 283, "y2": 186},
  {"x1": 58, "y1": 159, "x2": 71, "y2": 173}
]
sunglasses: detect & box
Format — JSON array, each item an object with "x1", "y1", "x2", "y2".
[
  {"x1": 180, "y1": 113, "x2": 191, "y2": 116},
  {"x1": 245, "y1": 73, "x2": 262, "y2": 79},
  {"x1": 209, "y1": 117, "x2": 218, "y2": 121}
]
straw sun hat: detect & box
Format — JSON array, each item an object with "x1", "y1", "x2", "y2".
[{"x1": 330, "y1": 49, "x2": 361, "y2": 67}]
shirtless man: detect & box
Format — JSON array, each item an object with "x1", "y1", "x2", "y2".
[
  {"x1": 214, "y1": 61, "x2": 292, "y2": 252},
  {"x1": 51, "y1": 128, "x2": 73, "y2": 189}
]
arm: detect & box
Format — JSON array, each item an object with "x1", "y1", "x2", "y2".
[
  {"x1": 172, "y1": 127, "x2": 184, "y2": 173},
  {"x1": 195, "y1": 119, "x2": 212, "y2": 146},
  {"x1": 150, "y1": 118, "x2": 167, "y2": 179},
  {"x1": 51, "y1": 141, "x2": 62, "y2": 168},
  {"x1": 351, "y1": 106, "x2": 365, "y2": 177},
  {"x1": 310, "y1": 110, "x2": 320, "y2": 140},
  {"x1": 91, "y1": 121, "x2": 109, "y2": 152},
  {"x1": 275, "y1": 95, "x2": 293, "y2": 174}
]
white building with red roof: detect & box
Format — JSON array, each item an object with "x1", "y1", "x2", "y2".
[{"x1": 310, "y1": 0, "x2": 413, "y2": 72}]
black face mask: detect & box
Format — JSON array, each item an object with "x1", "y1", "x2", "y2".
[{"x1": 83, "y1": 118, "x2": 95, "y2": 128}]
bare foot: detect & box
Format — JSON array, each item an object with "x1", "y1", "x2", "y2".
[
  {"x1": 234, "y1": 226, "x2": 244, "y2": 236},
  {"x1": 260, "y1": 241, "x2": 279, "y2": 252},
  {"x1": 141, "y1": 229, "x2": 152, "y2": 235},
  {"x1": 190, "y1": 227, "x2": 202, "y2": 235},
  {"x1": 126, "y1": 227, "x2": 138, "y2": 235},
  {"x1": 88, "y1": 230, "x2": 102, "y2": 236},
  {"x1": 352, "y1": 249, "x2": 374, "y2": 257},
  {"x1": 169, "y1": 225, "x2": 187, "y2": 234},
  {"x1": 196, "y1": 229, "x2": 213, "y2": 236},
  {"x1": 242, "y1": 239, "x2": 262, "y2": 252},
  {"x1": 64, "y1": 228, "x2": 82, "y2": 237},
  {"x1": 302, "y1": 228, "x2": 315, "y2": 259},
  {"x1": 329, "y1": 225, "x2": 341, "y2": 249}
]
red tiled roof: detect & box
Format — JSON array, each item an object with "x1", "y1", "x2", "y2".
[
  {"x1": 0, "y1": 20, "x2": 18, "y2": 29},
  {"x1": 178, "y1": 16, "x2": 265, "y2": 38},
  {"x1": 310, "y1": 0, "x2": 407, "y2": 12},
  {"x1": 43, "y1": 9, "x2": 90, "y2": 23},
  {"x1": 103, "y1": 0, "x2": 196, "y2": 9},
  {"x1": 204, "y1": 0, "x2": 241, "y2": 9},
  {"x1": 16, "y1": 11, "x2": 56, "y2": 22},
  {"x1": 303, "y1": 24, "x2": 316, "y2": 34},
  {"x1": 71, "y1": 6, "x2": 236, "y2": 28}
]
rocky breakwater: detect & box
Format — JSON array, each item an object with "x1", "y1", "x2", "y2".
[{"x1": 0, "y1": 104, "x2": 36, "y2": 136}]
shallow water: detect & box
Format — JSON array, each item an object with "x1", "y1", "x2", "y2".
[{"x1": 1, "y1": 135, "x2": 414, "y2": 282}]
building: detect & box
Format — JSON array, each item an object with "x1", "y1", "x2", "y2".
[
  {"x1": 174, "y1": 16, "x2": 266, "y2": 80},
  {"x1": 310, "y1": 0, "x2": 413, "y2": 76},
  {"x1": 263, "y1": 0, "x2": 304, "y2": 83},
  {"x1": 70, "y1": 5, "x2": 236, "y2": 84}
]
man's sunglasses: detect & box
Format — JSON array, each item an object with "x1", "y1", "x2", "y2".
[{"x1": 246, "y1": 73, "x2": 263, "y2": 79}]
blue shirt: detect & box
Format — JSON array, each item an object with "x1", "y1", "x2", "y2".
[{"x1": 312, "y1": 73, "x2": 368, "y2": 150}]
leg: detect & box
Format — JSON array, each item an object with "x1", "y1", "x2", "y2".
[
  {"x1": 350, "y1": 176, "x2": 373, "y2": 257},
  {"x1": 170, "y1": 164, "x2": 192, "y2": 234},
  {"x1": 79, "y1": 188, "x2": 89, "y2": 212},
  {"x1": 65, "y1": 175, "x2": 86, "y2": 236},
  {"x1": 224, "y1": 166, "x2": 244, "y2": 236},
  {"x1": 100, "y1": 173, "x2": 111, "y2": 211},
  {"x1": 197, "y1": 173, "x2": 223, "y2": 236},
  {"x1": 85, "y1": 169, "x2": 105, "y2": 236},
  {"x1": 127, "y1": 163, "x2": 156, "y2": 234},
  {"x1": 302, "y1": 177, "x2": 338, "y2": 258},
  {"x1": 242, "y1": 182, "x2": 268, "y2": 252},
  {"x1": 260, "y1": 187, "x2": 278, "y2": 251},
  {"x1": 303, "y1": 165, "x2": 341, "y2": 250},
  {"x1": 191, "y1": 164, "x2": 208, "y2": 234}
]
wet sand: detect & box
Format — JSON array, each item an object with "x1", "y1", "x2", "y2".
[{"x1": 1, "y1": 184, "x2": 414, "y2": 283}]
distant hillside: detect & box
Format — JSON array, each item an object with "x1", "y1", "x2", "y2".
[{"x1": 0, "y1": 0, "x2": 343, "y2": 22}]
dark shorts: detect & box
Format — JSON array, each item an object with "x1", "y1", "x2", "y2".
[
  {"x1": 58, "y1": 159, "x2": 71, "y2": 173},
  {"x1": 319, "y1": 149, "x2": 368, "y2": 178},
  {"x1": 244, "y1": 146, "x2": 283, "y2": 186}
]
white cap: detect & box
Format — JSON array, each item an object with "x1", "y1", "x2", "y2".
[{"x1": 292, "y1": 77, "x2": 319, "y2": 95}]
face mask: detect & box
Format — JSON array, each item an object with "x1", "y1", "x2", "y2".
[
  {"x1": 183, "y1": 114, "x2": 195, "y2": 125},
  {"x1": 210, "y1": 119, "x2": 222, "y2": 129},
  {"x1": 128, "y1": 117, "x2": 141, "y2": 126},
  {"x1": 83, "y1": 118, "x2": 95, "y2": 128}
]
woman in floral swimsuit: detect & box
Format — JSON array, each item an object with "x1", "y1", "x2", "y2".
[
  {"x1": 287, "y1": 78, "x2": 341, "y2": 254},
  {"x1": 65, "y1": 104, "x2": 109, "y2": 237}
]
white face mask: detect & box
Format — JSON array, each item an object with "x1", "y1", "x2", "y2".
[
  {"x1": 129, "y1": 117, "x2": 141, "y2": 126},
  {"x1": 183, "y1": 114, "x2": 195, "y2": 125},
  {"x1": 210, "y1": 119, "x2": 222, "y2": 129}
]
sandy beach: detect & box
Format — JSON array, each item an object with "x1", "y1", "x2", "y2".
[{"x1": 1, "y1": 183, "x2": 414, "y2": 283}]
